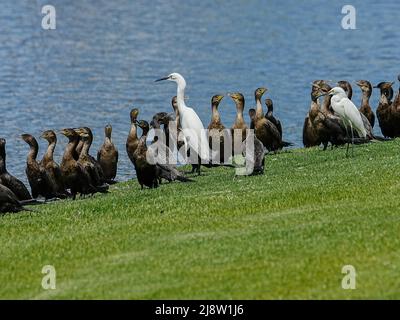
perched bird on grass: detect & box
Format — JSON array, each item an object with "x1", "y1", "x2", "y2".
[
  {"x1": 97, "y1": 124, "x2": 118, "y2": 183},
  {"x1": 156, "y1": 73, "x2": 212, "y2": 174},
  {"x1": 322, "y1": 87, "x2": 366, "y2": 157}
]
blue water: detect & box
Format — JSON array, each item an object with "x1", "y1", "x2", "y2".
[{"x1": 1, "y1": 0, "x2": 399, "y2": 182}]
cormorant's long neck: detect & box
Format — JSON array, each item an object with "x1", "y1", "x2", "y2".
[
  {"x1": 211, "y1": 104, "x2": 221, "y2": 123},
  {"x1": 361, "y1": 90, "x2": 371, "y2": 107},
  {"x1": 267, "y1": 105, "x2": 273, "y2": 116},
  {"x1": 27, "y1": 143, "x2": 38, "y2": 162},
  {"x1": 63, "y1": 139, "x2": 78, "y2": 161},
  {"x1": 129, "y1": 122, "x2": 137, "y2": 140},
  {"x1": 255, "y1": 97, "x2": 263, "y2": 119},
  {"x1": 347, "y1": 85, "x2": 353, "y2": 100},
  {"x1": 321, "y1": 95, "x2": 331, "y2": 113},
  {"x1": 138, "y1": 131, "x2": 148, "y2": 149},
  {"x1": 235, "y1": 102, "x2": 245, "y2": 124},
  {"x1": 105, "y1": 130, "x2": 112, "y2": 144},
  {"x1": 43, "y1": 141, "x2": 56, "y2": 162},
  {"x1": 80, "y1": 140, "x2": 90, "y2": 159}
]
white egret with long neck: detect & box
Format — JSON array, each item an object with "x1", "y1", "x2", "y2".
[
  {"x1": 155, "y1": 73, "x2": 211, "y2": 173},
  {"x1": 324, "y1": 87, "x2": 366, "y2": 156}
]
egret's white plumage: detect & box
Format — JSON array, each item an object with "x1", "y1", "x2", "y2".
[
  {"x1": 156, "y1": 73, "x2": 210, "y2": 162},
  {"x1": 329, "y1": 87, "x2": 367, "y2": 138}
]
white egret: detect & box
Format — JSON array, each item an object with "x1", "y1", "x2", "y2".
[
  {"x1": 155, "y1": 73, "x2": 211, "y2": 173},
  {"x1": 325, "y1": 87, "x2": 366, "y2": 156}
]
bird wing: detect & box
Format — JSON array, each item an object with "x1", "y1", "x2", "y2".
[
  {"x1": 180, "y1": 107, "x2": 211, "y2": 161},
  {"x1": 342, "y1": 98, "x2": 367, "y2": 138}
]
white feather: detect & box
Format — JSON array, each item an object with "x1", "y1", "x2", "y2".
[{"x1": 330, "y1": 87, "x2": 367, "y2": 138}]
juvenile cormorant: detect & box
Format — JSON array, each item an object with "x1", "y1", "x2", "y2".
[
  {"x1": 60, "y1": 128, "x2": 93, "y2": 199},
  {"x1": 356, "y1": 80, "x2": 375, "y2": 128},
  {"x1": 303, "y1": 82, "x2": 348, "y2": 149},
  {"x1": 375, "y1": 81, "x2": 398, "y2": 138},
  {"x1": 21, "y1": 134, "x2": 55, "y2": 199},
  {"x1": 75, "y1": 129, "x2": 109, "y2": 194},
  {"x1": 0, "y1": 184, "x2": 27, "y2": 214},
  {"x1": 265, "y1": 98, "x2": 282, "y2": 136},
  {"x1": 97, "y1": 124, "x2": 118, "y2": 182},
  {"x1": 207, "y1": 94, "x2": 228, "y2": 163},
  {"x1": 253, "y1": 88, "x2": 282, "y2": 152},
  {"x1": 76, "y1": 127, "x2": 108, "y2": 184},
  {"x1": 0, "y1": 138, "x2": 32, "y2": 201},
  {"x1": 228, "y1": 92, "x2": 248, "y2": 155},
  {"x1": 126, "y1": 108, "x2": 140, "y2": 168},
  {"x1": 133, "y1": 120, "x2": 159, "y2": 189},
  {"x1": 41, "y1": 130, "x2": 69, "y2": 198},
  {"x1": 148, "y1": 119, "x2": 193, "y2": 184},
  {"x1": 241, "y1": 132, "x2": 266, "y2": 176},
  {"x1": 264, "y1": 98, "x2": 293, "y2": 148},
  {"x1": 248, "y1": 108, "x2": 256, "y2": 130}
]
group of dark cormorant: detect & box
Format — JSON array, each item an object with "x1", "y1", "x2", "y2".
[
  {"x1": 303, "y1": 77, "x2": 400, "y2": 149},
  {"x1": 1, "y1": 127, "x2": 117, "y2": 213},
  {"x1": 2, "y1": 74, "x2": 400, "y2": 214}
]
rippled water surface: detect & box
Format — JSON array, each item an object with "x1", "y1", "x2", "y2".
[{"x1": 1, "y1": 0, "x2": 399, "y2": 182}]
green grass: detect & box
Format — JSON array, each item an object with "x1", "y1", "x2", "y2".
[{"x1": 1, "y1": 140, "x2": 400, "y2": 299}]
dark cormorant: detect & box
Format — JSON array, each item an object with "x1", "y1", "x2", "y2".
[
  {"x1": 21, "y1": 134, "x2": 55, "y2": 199},
  {"x1": 0, "y1": 138, "x2": 32, "y2": 201},
  {"x1": 60, "y1": 128, "x2": 93, "y2": 199},
  {"x1": 253, "y1": 88, "x2": 282, "y2": 152},
  {"x1": 97, "y1": 124, "x2": 118, "y2": 182},
  {"x1": 207, "y1": 94, "x2": 228, "y2": 163},
  {"x1": 228, "y1": 92, "x2": 248, "y2": 155},
  {"x1": 375, "y1": 81, "x2": 398, "y2": 138},
  {"x1": 41, "y1": 130, "x2": 69, "y2": 198},
  {"x1": 356, "y1": 80, "x2": 375, "y2": 128},
  {"x1": 126, "y1": 108, "x2": 140, "y2": 168}
]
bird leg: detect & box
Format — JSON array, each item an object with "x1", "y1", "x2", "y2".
[
  {"x1": 344, "y1": 121, "x2": 350, "y2": 158},
  {"x1": 350, "y1": 123, "x2": 354, "y2": 157}
]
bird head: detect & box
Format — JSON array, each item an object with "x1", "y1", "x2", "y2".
[
  {"x1": 74, "y1": 127, "x2": 93, "y2": 139},
  {"x1": 155, "y1": 73, "x2": 186, "y2": 87},
  {"x1": 137, "y1": 120, "x2": 150, "y2": 131},
  {"x1": 356, "y1": 80, "x2": 372, "y2": 93},
  {"x1": 248, "y1": 108, "x2": 256, "y2": 121},
  {"x1": 21, "y1": 134, "x2": 36, "y2": 146},
  {"x1": 327, "y1": 87, "x2": 347, "y2": 97},
  {"x1": 311, "y1": 81, "x2": 329, "y2": 99},
  {"x1": 211, "y1": 94, "x2": 224, "y2": 106},
  {"x1": 60, "y1": 128, "x2": 78, "y2": 139},
  {"x1": 74, "y1": 129, "x2": 90, "y2": 141},
  {"x1": 40, "y1": 130, "x2": 57, "y2": 143},
  {"x1": 254, "y1": 87, "x2": 268, "y2": 99},
  {"x1": 104, "y1": 124, "x2": 112, "y2": 138},
  {"x1": 374, "y1": 82, "x2": 394, "y2": 100},
  {"x1": 264, "y1": 98, "x2": 273, "y2": 110},
  {"x1": 228, "y1": 92, "x2": 244, "y2": 105},
  {"x1": 130, "y1": 108, "x2": 139, "y2": 123}
]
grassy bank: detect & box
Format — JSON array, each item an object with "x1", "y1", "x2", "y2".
[{"x1": 1, "y1": 140, "x2": 400, "y2": 299}]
